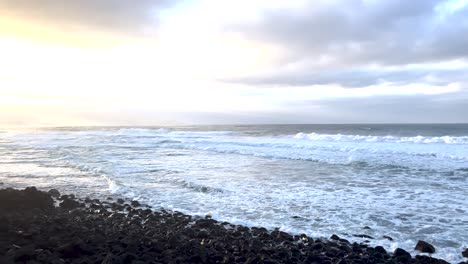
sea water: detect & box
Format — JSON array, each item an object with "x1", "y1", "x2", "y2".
[{"x1": 0, "y1": 124, "x2": 467, "y2": 262}]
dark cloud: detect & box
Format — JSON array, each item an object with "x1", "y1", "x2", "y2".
[
  {"x1": 227, "y1": 0, "x2": 468, "y2": 87},
  {"x1": 0, "y1": 0, "x2": 175, "y2": 35}
]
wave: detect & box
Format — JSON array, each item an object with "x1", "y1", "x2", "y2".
[
  {"x1": 294, "y1": 133, "x2": 468, "y2": 144},
  {"x1": 116, "y1": 128, "x2": 233, "y2": 135},
  {"x1": 157, "y1": 136, "x2": 468, "y2": 163},
  {"x1": 174, "y1": 179, "x2": 225, "y2": 194}
]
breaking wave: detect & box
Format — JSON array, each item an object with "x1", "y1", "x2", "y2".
[{"x1": 294, "y1": 132, "x2": 468, "y2": 144}]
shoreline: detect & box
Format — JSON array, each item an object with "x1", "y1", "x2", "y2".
[{"x1": 0, "y1": 187, "x2": 463, "y2": 264}]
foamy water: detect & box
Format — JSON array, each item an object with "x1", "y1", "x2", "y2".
[{"x1": 0, "y1": 125, "x2": 467, "y2": 262}]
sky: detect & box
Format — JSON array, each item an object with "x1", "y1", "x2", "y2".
[{"x1": 0, "y1": 0, "x2": 467, "y2": 126}]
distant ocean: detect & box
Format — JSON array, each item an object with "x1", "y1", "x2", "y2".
[{"x1": 1, "y1": 124, "x2": 467, "y2": 262}]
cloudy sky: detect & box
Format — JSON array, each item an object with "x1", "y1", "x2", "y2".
[{"x1": 0, "y1": 0, "x2": 467, "y2": 126}]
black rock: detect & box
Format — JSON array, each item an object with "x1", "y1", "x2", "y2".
[
  {"x1": 305, "y1": 255, "x2": 323, "y2": 263},
  {"x1": 131, "y1": 200, "x2": 141, "y2": 207},
  {"x1": 0, "y1": 187, "x2": 54, "y2": 212},
  {"x1": 312, "y1": 242, "x2": 324, "y2": 251},
  {"x1": 353, "y1": 234, "x2": 374, "y2": 239},
  {"x1": 117, "y1": 198, "x2": 125, "y2": 204},
  {"x1": 59, "y1": 198, "x2": 80, "y2": 210},
  {"x1": 330, "y1": 234, "x2": 340, "y2": 240},
  {"x1": 338, "y1": 238, "x2": 350, "y2": 244},
  {"x1": 416, "y1": 255, "x2": 432, "y2": 262},
  {"x1": 374, "y1": 246, "x2": 387, "y2": 254},
  {"x1": 264, "y1": 259, "x2": 280, "y2": 264},
  {"x1": 394, "y1": 248, "x2": 411, "y2": 258},
  {"x1": 48, "y1": 189, "x2": 61, "y2": 198},
  {"x1": 90, "y1": 203, "x2": 100, "y2": 209},
  {"x1": 277, "y1": 231, "x2": 293, "y2": 241},
  {"x1": 326, "y1": 246, "x2": 340, "y2": 257},
  {"x1": 13, "y1": 245, "x2": 36, "y2": 262},
  {"x1": 60, "y1": 194, "x2": 75, "y2": 200},
  {"x1": 196, "y1": 229, "x2": 210, "y2": 239},
  {"x1": 383, "y1": 235, "x2": 394, "y2": 241},
  {"x1": 462, "y1": 248, "x2": 468, "y2": 258},
  {"x1": 395, "y1": 254, "x2": 412, "y2": 263},
  {"x1": 291, "y1": 215, "x2": 302, "y2": 219},
  {"x1": 58, "y1": 240, "x2": 90, "y2": 258},
  {"x1": 415, "y1": 240, "x2": 436, "y2": 254}
]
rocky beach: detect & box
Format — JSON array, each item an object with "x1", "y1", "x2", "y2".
[{"x1": 0, "y1": 187, "x2": 465, "y2": 264}]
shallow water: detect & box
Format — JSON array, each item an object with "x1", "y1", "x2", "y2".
[{"x1": 1, "y1": 124, "x2": 467, "y2": 262}]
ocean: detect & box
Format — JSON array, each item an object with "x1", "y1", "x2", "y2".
[{"x1": 0, "y1": 124, "x2": 467, "y2": 262}]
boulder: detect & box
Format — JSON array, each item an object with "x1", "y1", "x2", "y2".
[
  {"x1": 383, "y1": 235, "x2": 394, "y2": 241},
  {"x1": 374, "y1": 246, "x2": 387, "y2": 254},
  {"x1": 414, "y1": 240, "x2": 436, "y2": 254},
  {"x1": 394, "y1": 248, "x2": 412, "y2": 263},
  {"x1": 48, "y1": 189, "x2": 61, "y2": 198},
  {"x1": 59, "y1": 198, "x2": 80, "y2": 210},
  {"x1": 353, "y1": 234, "x2": 374, "y2": 239},
  {"x1": 394, "y1": 248, "x2": 411, "y2": 258}
]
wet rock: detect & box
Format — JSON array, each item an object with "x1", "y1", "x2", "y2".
[
  {"x1": 374, "y1": 246, "x2": 387, "y2": 254},
  {"x1": 12, "y1": 245, "x2": 36, "y2": 262},
  {"x1": 0, "y1": 186, "x2": 54, "y2": 212},
  {"x1": 383, "y1": 235, "x2": 394, "y2": 241},
  {"x1": 117, "y1": 198, "x2": 124, "y2": 204},
  {"x1": 330, "y1": 234, "x2": 340, "y2": 240},
  {"x1": 416, "y1": 255, "x2": 432, "y2": 262},
  {"x1": 131, "y1": 200, "x2": 141, "y2": 207},
  {"x1": 415, "y1": 240, "x2": 436, "y2": 254},
  {"x1": 196, "y1": 229, "x2": 210, "y2": 239},
  {"x1": 277, "y1": 231, "x2": 293, "y2": 241},
  {"x1": 48, "y1": 189, "x2": 61, "y2": 198},
  {"x1": 90, "y1": 203, "x2": 101, "y2": 210},
  {"x1": 312, "y1": 242, "x2": 325, "y2": 251},
  {"x1": 58, "y1": 240, "x2": 91, "y2": 258},
  {"x1": 353, "y1": 234, "x2": 374, "y2": 239},
  {"x1": 338, "y1": 238, "x2": 350, "y2": 244},
  {"x1": 463, "y1": 248, "x2": 468, "y2": 258},
  {"x1": 326, "y1": 246, "x2": 340, "y2": 257},
  {"x1": 59, "y1": 198, "x2": 80, "y2": 210},
  {"x1": 363, "y1": 226, "x2": 372, "y2": 229},
  {"x1": 305, "y1": 255, "x2": 323, "y2": 263},
  {"x1": 394, "y1": 248, "x2": 412, "y2": 263}
]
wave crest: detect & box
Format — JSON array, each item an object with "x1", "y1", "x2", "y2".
[{"x1": 294, "y1": 132, "x2": 468, "y2": 144}]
